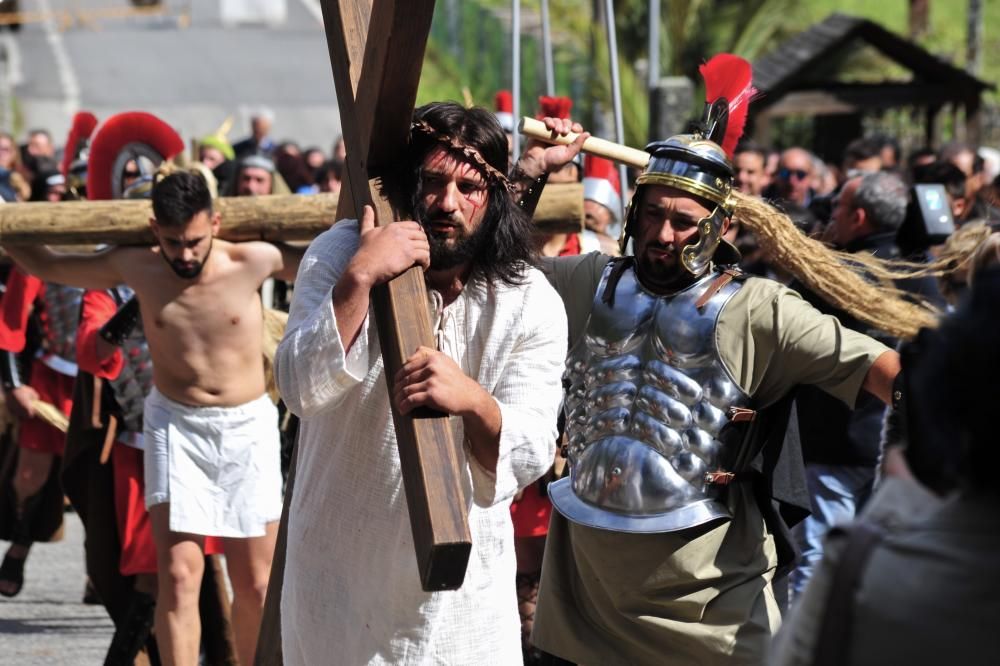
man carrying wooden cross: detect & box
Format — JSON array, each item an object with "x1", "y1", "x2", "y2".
[
  {"x1": 2, "y1": 168, "x2": 306, "y2": 666},
  {"x1": 275, "y1": 101, "x2": 582, "y2": 664}
]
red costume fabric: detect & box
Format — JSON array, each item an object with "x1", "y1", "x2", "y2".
[
  {"x1": 76, "y1": 290, "x2": 125, "y2": 380},
  {"x1": 510, "y1": 482, "x2": 553, "y2": 538},
  {"x1": 0, "y1": 267, "x2": 43, "y2": 353},
  {"x1": 17, "y1": 365, "x2": 75, "y2": 455},
  {"x1": 77, "y1": 290, "x2": 221, "y2": 574},
  {"x1": 0, "y1": 268, "x2": 74, "y2": 455},
  {"x1": 559, "y1": 233, "x2": 582, "y2": 257}
]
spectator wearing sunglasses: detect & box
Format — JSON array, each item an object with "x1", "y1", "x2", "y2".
[{"x1": 766, "y1": 147, "x2": 816, "y2": 209}]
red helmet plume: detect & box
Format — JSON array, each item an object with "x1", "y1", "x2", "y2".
[
  {"x1": 537, "y1": 96, "x2": 573, "y2": 120},
  {"x1": 699, "y1": 54, "x2": 757, "y2": 157},
  {"x1": 87, "y1": 112, "x2": 184, "y2": 200},
  {"x1": 60, "y1": 111, "x2": 98, "y2": 178}
]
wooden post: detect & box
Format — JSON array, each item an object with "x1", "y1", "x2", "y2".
[
  {"x1": 255, "y1": 4, "x2": 472, "y2": 663},
  {"x1": 253, "y1": 437, "x2": 299, "y2": 666},
  {"x1": 319, "y1": 0, "x2": 472, "y2": 592},
  {"x1": 925, "y1": 104, "x2": 941, "y2": 149},
  {"x1": 965, "y1": 97, "x2": 982, "y2": 147}
]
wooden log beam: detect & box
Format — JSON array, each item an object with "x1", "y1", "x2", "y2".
[
  {"x1": 0, "y1": 184, "x2": 578, "y2": 246},
  {"x1": 533, "y1": 182, "x2": 584, "y2": 234},
  {"x1": 0, "y1": 194, "x2": 338, "y2": 245}
]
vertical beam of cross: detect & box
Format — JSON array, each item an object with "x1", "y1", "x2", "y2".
[
  {"x1": 256, "y1": 6, "x2": 472, "y2": 666},
  {"x1": 255, "y1": 3, "x2": 472, "y2": 662},
  {"x1": 321, "y1": 0, "x2": 472, "y2": 594}
]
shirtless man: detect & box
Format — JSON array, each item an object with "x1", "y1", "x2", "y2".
[{"x1": 2, "y1": 171, "x2": 304, "y2": 666}]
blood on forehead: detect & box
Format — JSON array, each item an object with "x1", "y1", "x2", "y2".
[{"x1": 422, "y1": 146, "x2": 487, "y2": 187}]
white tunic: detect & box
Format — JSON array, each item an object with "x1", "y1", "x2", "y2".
[{"x1": 277, "y1": 222, "x2": 567, "y2": 665}]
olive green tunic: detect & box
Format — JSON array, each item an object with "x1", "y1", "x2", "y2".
[{"x1": 532, "y1": 253, "x2": 890, "y2": 666}]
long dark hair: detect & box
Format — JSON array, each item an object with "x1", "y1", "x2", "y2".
[{"x1": 390, "y1": 101, "x2": 536, "y2": 286}]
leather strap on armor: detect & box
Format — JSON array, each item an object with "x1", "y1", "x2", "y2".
[
  {"x1": 1, "y1": 350, "x2": 23, "y2": 391},
  {"x1": 694, "y1": 268, "x2": 742, "y2": 309},
  {"x1": 600, "y1": 257, "x2": 635, "y2": 308},
  {"x1": 99, "y1": 297, "x2": 141, "y2": 347}
]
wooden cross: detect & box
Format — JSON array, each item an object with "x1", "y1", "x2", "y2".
[
  {"x1": 321, "y1": 0, "x2": 472, "y2": 591},
  {"x1": 256, "y1": 3, "x2": 474, "y2": 662}
]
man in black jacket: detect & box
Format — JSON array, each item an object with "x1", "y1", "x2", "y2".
[{"x1": 789, "y1": 170, "x2": 942, "y2": 599}]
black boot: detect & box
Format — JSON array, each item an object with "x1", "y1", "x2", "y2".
[
  {"x1": 0, "y1": 485, "x2": 40, "y2": 598},
  {"x1": 103, "y1": 590, "x2": 156, "y2": 666}
]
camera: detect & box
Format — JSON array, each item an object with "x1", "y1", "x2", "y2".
[{"x1": 898, "y1": 184, "x2": 956, "y2": 255}]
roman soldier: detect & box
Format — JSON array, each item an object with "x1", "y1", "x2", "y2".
[
  {"x1": 518, "y1": 55, "x2": 910, "y2": 664},
  {"x1": 0, "y1": 113, "x2": 99, "y2": 596}
]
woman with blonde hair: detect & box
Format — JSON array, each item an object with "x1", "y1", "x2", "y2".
[{"x1": 0, "y1": 132, "x2": 31, "y2": 201}]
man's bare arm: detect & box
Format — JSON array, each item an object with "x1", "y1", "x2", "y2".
[
  {"x1": 2, "y1": 245, "x2": 123, "y2": 290},
  {"x1": 862, "y1": 349, "x2": 901, "y2": 406},
  {"x1": 271, "y1": 242, "x2": 308, "y2": 282}
]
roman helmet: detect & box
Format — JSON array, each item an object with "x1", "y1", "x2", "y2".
[
  {"x1": 582, "y1": 155, "x2": 622, "y2": 226},
  {"x1": 87, "y1": 111, "x2": 185, "y2": 201},
  {"x1": 619, "y1": 54, "x2": 756, "y2": 275}
]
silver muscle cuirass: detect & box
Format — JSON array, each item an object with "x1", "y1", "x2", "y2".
[
  {"x1": 107, "y1": 286, "x2": 153, "y2": 434},
  {"x1": 548, "y1": 263, "x2": 750, "y2": 533},
  {"x1": 41, "y1": 283, "x2": 84, "y2": 363}
]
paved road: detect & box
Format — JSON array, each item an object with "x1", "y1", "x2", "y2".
[
  {"x1": 0, "y1": 0, "x2": 342, "y2": 152},
  {"x1": 0, "y1": 513, "x2": 116, "y2": 665}
]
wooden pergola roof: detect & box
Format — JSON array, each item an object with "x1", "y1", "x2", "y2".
[{"x1": 752, "y1": 13, "x2": 994, "y2": 118}]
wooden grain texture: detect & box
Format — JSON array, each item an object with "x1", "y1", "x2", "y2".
[
  {"x1": 533, "y1": 182, "x2": 584, "y2": 233},
  {"x1": 519, "y1": 116, "x2": 651, "y2": 169},
  {"x1": 0, "y1": 194, "x2": 338, "y2": 245},
  {"x1": 366, "y1": 178, "x2": 472, "y2": 589},
  {"x1": 325, "y1": 0, "x2": 472, "y2": 592},
  {"x1": 257, "y1": 4, "x2": 472, "y2": 662},
  {"x1": 253, "y1": 436, "x2": 297, "y2": 666}
]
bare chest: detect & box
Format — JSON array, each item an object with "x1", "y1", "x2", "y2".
[{"x1": 132, "y1": 269, "x2": 264, "y2": 356}]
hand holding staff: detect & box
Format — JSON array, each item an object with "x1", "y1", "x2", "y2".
[{"x1": 519, "y1": 116, "x2": 650, "y2": 170}]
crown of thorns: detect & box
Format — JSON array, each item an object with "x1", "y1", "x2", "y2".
[{"x1": 411, "y1": 120, "x2": 512, "y2": 191}]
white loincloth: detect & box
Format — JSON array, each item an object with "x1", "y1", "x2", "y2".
[{"x1": 143, "y1": 387, "x2": 282, "y2": 538}]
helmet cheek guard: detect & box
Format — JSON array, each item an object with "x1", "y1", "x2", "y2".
[{"x1": 680, "y1": 207, "x2": 726, "y2": 276}]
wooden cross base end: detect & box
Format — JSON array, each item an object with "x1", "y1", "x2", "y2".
[{"x1": 372, "y1": 269, "x2": 473, "y2": 591}]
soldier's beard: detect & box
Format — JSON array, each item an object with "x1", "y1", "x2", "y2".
[
  {"x1": 415, "y1": 203, "x2": 490, "y2": 271},
  {"x1": 634, "y1": 240, "x2": 696, "y2": 293},
  {"x1": 162, "y1": 240, "x2": 212, "y2": 279}
]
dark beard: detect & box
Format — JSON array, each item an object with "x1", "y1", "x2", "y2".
[
  {"x1": 414, "y1": 202, "x2": 490, "y2": 270},
  {"x1": 633, "y1": 241, "x2": 695, "y2": 293},
  {"x1": 161, "y1": 240, "x2": 212, "y2": 279}
]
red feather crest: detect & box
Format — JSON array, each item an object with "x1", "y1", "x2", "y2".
[
  {"x1": 537, "y1": 96, "x2": 573, "y2": 120},
  {"x1": 699, "y1": 54, "x2": 757, "y2": 157},
  {"x1": 86, "y1": 112, "x2": 184, "y2": 201},
  {"x1": 60, "y1": 111, "x2": 98, "y2": 177}
]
